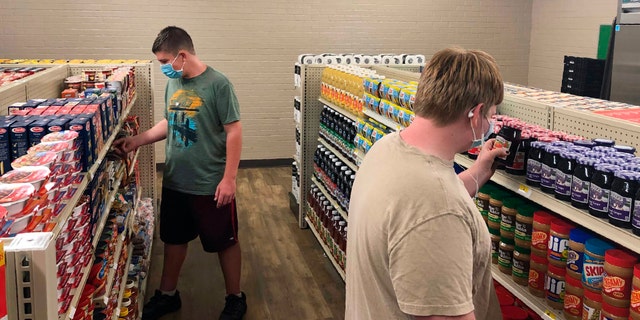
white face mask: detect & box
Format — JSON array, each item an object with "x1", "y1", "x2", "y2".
[{"x1": 470, "y1": 117, "x2": 494, "y2": 149}]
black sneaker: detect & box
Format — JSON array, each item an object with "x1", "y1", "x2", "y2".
[
  {"x1": 142, "y1": 290, "x2": 182, "y2": 320},
  {"x1": 219, "y1": 292, "x2": 247, "y2": 320}
]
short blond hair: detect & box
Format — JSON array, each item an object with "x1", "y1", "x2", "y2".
[{"x1": 413, "y1": 47, "x2": 503, "y2": 126}]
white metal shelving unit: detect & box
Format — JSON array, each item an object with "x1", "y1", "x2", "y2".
[
  {"x1": 0, "y1": 62, "x2": 157, "y2": 320},
  {"x1": 362, "y1": 109, "x2": 404, "y2": 131},
  {"x1": 491, "y1": 266, "x2": 561, "y2": 320},
  {"x1": 455, "y1": 155, "x2": 640, "y2": 253}
]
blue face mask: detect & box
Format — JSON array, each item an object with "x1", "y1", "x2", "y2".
[
  {"x1": 161, "y1": 55, "x2": 184, "y2": 79},
  {"x1": 470, "y1": 117, "x2": 494, "y2": 149}
]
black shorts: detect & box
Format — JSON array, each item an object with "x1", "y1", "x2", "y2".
[{"x1": 160, "y1": 187, "x2": 239, "y2": 252}]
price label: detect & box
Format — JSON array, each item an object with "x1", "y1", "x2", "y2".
[
  {"x1": 68, "y1": 306, "x2": 76, "y2": 318},
  {"x1": 544, "y1": 310, "x2": 557, "y2": 319},
  {"x1": 518, "y1": 184, "x2": 532, "y2": 198}
]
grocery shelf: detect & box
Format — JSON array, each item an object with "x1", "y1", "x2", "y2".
[
  {"x1": 61, "y1": 256, "x2": 96, "y2": 320},
  {"x1": 113, "y1": 243, "x2": 134, "y2": 320},
  {"x1": 94, "y1": 231, "x2": 126, "y2": 307},
  {"x1": 318, "y1": 137, "x2": 357, "y2": 171},
  {"x1": 88, "y1": 94, "x2": 137, "y2": 181},
  {"x1": 454, "y1": 154, "x2": 640, "y2": 253},
  {"x1": 136, "y1": 231, "x2": 154, "y2": 320},
  {"x1": 52, "y1": 94, "x2": 137, "y2": 240},
  {"x1": 318, "y1": 97, "x2": 359, "y2": 122},
  {"x1": 491, "y1": 265, "x2": 562, "y2": 320},
  {"x1": 305, "y1": 216, "x2": 346, "y2": 282},
  {"x1": 363, "y1": 109, "x2": 404, "y2": 131},
  {"x1": 51, "y1": 176, "x2": 90, "y2": 239},
  {"x1": 354, "y1": 149, "x2": 365, "y2": 166},
  {"x1": 91, "y1": 166, "x2": 125, "y2": 249},
  {"x1": 311, "y1": 176, "x2": 348, "y2": 220}
]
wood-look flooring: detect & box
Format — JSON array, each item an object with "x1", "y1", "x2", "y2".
[{"x1": 146, "y1": 167, "x2": 346, "y2": 319}]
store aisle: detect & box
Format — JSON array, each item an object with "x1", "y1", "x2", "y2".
[{"x1": 146, "y1": 166, "x2": 346, "y2": 319}]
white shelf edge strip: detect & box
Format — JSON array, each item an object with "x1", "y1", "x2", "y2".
[
  {"x1": 318, "y1": 97, "x2": 359, "y2": 122},
  {"x1": 454, "y1": 154, "x2": 640, "y2": 254},
  {"x1": 491, "y1": 265, "x2": 561, "y2": 320},
  {"x1": 363, "y1": 108, "x2": 404, "y2": 131}
]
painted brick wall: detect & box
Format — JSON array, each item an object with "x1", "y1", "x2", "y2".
[
  {"x1": 528, "y1": 0, "x2": 617, "y2": 91},
  {"x1": 0, "y1": 0, "x2": 532, "y2": 162}
]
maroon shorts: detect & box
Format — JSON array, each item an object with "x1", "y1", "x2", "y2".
[{"x1": 160, "y1": 187, "x2": 239, "y2": 252}]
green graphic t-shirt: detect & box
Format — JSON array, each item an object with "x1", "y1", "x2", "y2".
[{"x1": 163, "y1": 66, "x2": 240, "y2": 195}]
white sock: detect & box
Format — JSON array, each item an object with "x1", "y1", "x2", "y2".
[{"x1": 161, "y1": 289, "x2": 176, "y2": 296}]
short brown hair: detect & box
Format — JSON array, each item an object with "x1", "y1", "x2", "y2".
[
  {"x1": 152, "y1": 26, "x2": 196, "y2": 55},
  {"x1": 413, "y1": 47, "x2": 503, "y2": 126}
]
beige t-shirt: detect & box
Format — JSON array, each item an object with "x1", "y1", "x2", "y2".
[{"x1": 345, "y1": 132, "x2": 501, "y2": 320}]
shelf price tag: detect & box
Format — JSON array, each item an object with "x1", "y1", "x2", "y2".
[
  {"x1": 544, "y1": 310, "x2": 557, "y2": 319},
  {"x1": 517, "y1": 184, "x2": 533, "y2": 198},
  {"x1": 68, "y1": 306, "x2": 76, "y2": 318}
]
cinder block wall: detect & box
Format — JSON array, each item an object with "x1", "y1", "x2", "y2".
[{"x1": 1, "y1": 0, "x2": 534, "y2": 161}]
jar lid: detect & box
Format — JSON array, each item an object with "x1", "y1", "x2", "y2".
[
  {"x1": 564, "y1": 135, "x2": 584, "y2": 143},
  {"x1": 531, "y1": 254, "x2": 548, "y2": 264},
  {"x1": 530, "y1": 141, "x2": 545, "y2": 149},
  {"x1": 567, "y1": 145, "x2": 591, "y2": 153},
  {"x1": 516, "y1": 204, "x2": 536, "y2": 217},
  {"x1": 585, "y1": 150, "x2": 606, "y2": 159},
  {"x1": 594, "y1": 138, "x2": 616, "y2": 147},
  {"x1": 585, "y1": 238, "x2": 615, "y2": 256},
  {"x1": 533, "y1": 210, "x2": 553, "y2": 224},
  {"x1": 594, "y1": 163, "x2": 621, "y2": 173},
  {"x1": 605, "y1": 249, "x2": 638, "y2": 268},
  {"x1": 613, "y1": 144, "x2": 636, "y2": 154},
  {"x1": 576, "y1": 156, "x2": 600, "y2": 166},
  {"x1": 621, "y1": 163, "x2": 640, "y2": 172},
  {"x1": 574, "y1": 139, "x2": 597, "y2": 148},
  {"x1": 614, "y1": 170, "x2": 640, "y2": 180},
  {"x1": 545, "y1": 146, "x2": 563, "y2": 154},
  {"x1": 565, "y1": 274, "x2": 583, "y2": 288},
  {"x1": 550, "y1": 218, "x2": 574, "y2": 235},
  {"x1": 601, "y1": 157, "x2": 626, "y2": 166},
  {"x1": 514, "y1": 246, "x2": 531, "y2": 255},
  {"x1": 538, "y1": 136, "x2": 558, "y2": 143},
  {"x1": 569, "y1": 228, "x2": 593, "y2": 244},
  {"x1": 488, "y1": 226, "x2": 500, "y2": 236},
  {"x1": 502, "y1": 197, "x2": 523, "y2": 209},
  {"x1": 548, "y1": 263, "x2": 566, "y2": 276},
  {"x1": 500, "y1": 306, "x2": 528, "y2": 320},
  {"x1": 559, "y1": 151, "x2": 581, "y2": 160},
  {"x1": 593, "y1": 145, "x2": 616, "y2": 153},
  {"x1": 610, "y1": 151, "x2": 636, "y2": 159},
  {"x1": 583, "y1": 288, "x2": 603, "y2": 302},
  {"x1": 602, "y1": 301, "x2": 630, "y2": 317},
  {"x1": 478, "y1": 184, "x2": 496, "y2": 194},
  {"x1": 490, "y1": 190, "x2": 509, "y2": 200},
  {"x1": 500, "y1": 237, "x2": 515, "y2": 246},
  {"x1": 496, "y1": 290, "x2": 515, "y2": 306},
  {"x1": 551, "y1": 141, "x2": 573, "y2": 148}
]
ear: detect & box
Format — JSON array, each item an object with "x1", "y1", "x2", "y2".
[{"x1": 468, "y1": 103, "x2": 484, "y2": 119}]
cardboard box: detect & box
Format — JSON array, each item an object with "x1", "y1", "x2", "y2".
[
  {"x1": 0, "y1": 121, "x2": 13, "y2": 174},
  {"x1": 28, "y1": 118, "x2": 53, "y2": 147},
  {"x1": 68, "y1": 117, "x2": 93, "y2": 172},
  {"x1": 10, "y1": 120, "x2": 34, "y2": 161},
  {"x1": 46, "y1": 118, "x2": 71, "y2": 135}
]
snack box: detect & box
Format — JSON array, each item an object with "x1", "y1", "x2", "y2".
[
  {"x1": 10, "y1": 120, "x2": 35, "y2": 161},
  {"x1": 27, "y1": 118, "x2": 52, "y2": 147},
  {"x1": 0, "y1": 121, "x2": 13, "y2": 174}
]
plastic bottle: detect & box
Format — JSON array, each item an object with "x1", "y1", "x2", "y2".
[
  {"x1": 548, "y1": 219, "x2": 574, "y2": 268},
  {"x1": 566, "y1": 228, "x2": 592, "y2": 281},
  {"x1": 582, "y1": 238, "x2": 615, "y2": 293}
]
